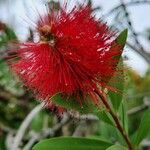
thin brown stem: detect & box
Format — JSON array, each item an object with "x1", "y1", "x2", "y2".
[{"x1": 94, "y1": 89, "x2": 134, "y2": 150}]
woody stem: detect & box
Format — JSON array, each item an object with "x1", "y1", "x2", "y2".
[{"x1": 94, "y1": 89, "x2": 134, "y2": 150}]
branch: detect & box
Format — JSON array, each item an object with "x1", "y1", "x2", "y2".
[
  {"x1": 141, "y1": 139, "x2": 150, "y2": 148},
  {"x1": 102, "y1": 0, "x2": 150, "y2": 66},
  {"x1": 16, "y1": 102, "x2": 150, "y2": 150},
  {"x1": 11, "y1": 103, "x2": 44, "y2": 150},
  {"x1": 23, "y1": 113, "x2": 70, "y2": 150},
  {"x1": 120, "y1": 0, "x2": 144, "y2": 51},
  {"x1": 104, "y1": 0, "x2": 150, "y2": 18},
  {"x1": 128, "y1": 104, "x2": 149, "y2": 115},
  {"x1": 126, "y1": 42, "x2": 150, "y2": 66},
  {"x1": 68, "y1": 111, "x2": 99, "y2": 121},
  {"x1": 94, "y1": 89, "x2": 134, "y2": 150},
  {"x1": 127, "y1": 92, "x2": 150, "y2": 99},
  {"x1": 0, "y1": 122, "x2": 16, "y2": 133},
  {"x1": 5, "y1": 132, "x2": 14, "y2": 150},
  {"x1": 72, "y1": 121, "x2": 87, "y2": 137},
  {"x1": 77, "y1": 114, "x2": 99, "y2": 121},
  {"x1": 128, "y1": 98, "x2": 150, "y2": 115}
]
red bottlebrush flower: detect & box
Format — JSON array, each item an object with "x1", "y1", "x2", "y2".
[{"x1": 9, "y1": 4, "x2": 122, "y2": 105}]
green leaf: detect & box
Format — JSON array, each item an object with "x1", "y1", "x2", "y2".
[
  {"x1": 116, "y1": 29, "x2": 128, "y2": 46},
  {"x1": 119, "y1": 100, "x2": 128, "y2": 133},
  {"x1": 0, "y1": 26, "x2": 17, "y2": 49},
  {"x1": 30, "y1": 111, "x2": 45, "y2": 132},
  {"x1": 32, "y1": 137, "x2": 112, "y2": 150},
  {"x1": 107, "y1": 29, "x2": 128, "y2": 111},
  {"x1": 4, "y1": 26, "x2": 17, "y2": 40},
  {"x1": 108, "y1": 60, "x2": 124, "y2": 111},
  {"x1": 52, "y1": 94, "x2": 114, "y2": 126},
  {"x1": 106, "y1": 144, "x2": 127, "y2": 150},
  {"x1": 98, "y1": 121, "x2": 124, "y2": 144},
  {"x1": 133, "y1": 107, "x2": 150, "y2": 145},
  {"x1": 52, "y1": 94, "x2": 93, "y2": 114},
  {"x1": 0, "y1": 62, "x2": 24, "y2": 95},
  {"x1": 95, "y1": 110, "x2": 114, "y2": 125}
]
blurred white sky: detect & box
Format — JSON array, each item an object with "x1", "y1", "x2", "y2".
[{"x1": 0, "y1": 0, "x2": 150, "y2": 76}]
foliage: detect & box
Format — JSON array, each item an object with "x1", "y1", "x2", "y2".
[
  {"x1": 33, "y1": 137, "x2": 112, "y2": 150},
  {"x1": 0, "y1": 1, "x2": 150, "y2": 150}
]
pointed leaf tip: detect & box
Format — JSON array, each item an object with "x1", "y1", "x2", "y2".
[{"x1": 116, "y1": 29, "x2": 128, "y2": 46}]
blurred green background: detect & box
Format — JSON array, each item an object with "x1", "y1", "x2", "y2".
[{"x1": 0, "y1": 0, "x2": 150, "y2": 150}]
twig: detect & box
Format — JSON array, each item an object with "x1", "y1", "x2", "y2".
[
  {"x1": 72, "y1": 121, "x2": 87, "y2": 137},
  {"x1": 128, "y1": 104, "x2": 149, "y2": 115},
  {"x1": 126, "y1": 42, "x2": 150, "y2": 66},
  {"x1": 76, "y1": 114, "x2": 99, "y2": 121},
  {"x1": 11, "y1": 103, "x2": 44, "y2": 150},
  {"x1": 126, "y1": 92, "x2": 150, "y2": 99},
  {"x1": 128, "y1": 98, "x2": 150, "y2": 115},
  {"x1": 22, "y1": 133, "x2": 38, "y2": 150},
  {"x1": 104, "y1": 0, "x2": 150, "y2": 18},
  {"x1": 94, "y1": 89, "x2": 134, "y2": 150},
  {"x1": 23, "y1": 113, "x2": 70, "y2": 150},
  {"x1": 141, "y1": 139, "x2": 150, "y2": 148},
  {"x1": 120, "y1": 0, "x2": 144, "y2": 51},
  {"x1": 69, "y1": 111, "x2": 99, "y2": 121},
  {"x1": 102, "y1": 0, "x2": 150, "y2": 67},
  {"x1": 0, "y1": 122, "x2": 16, "y2": 133},
  {"x1": 5, "y1": 132, "x2": 14, "y2": 150}
]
